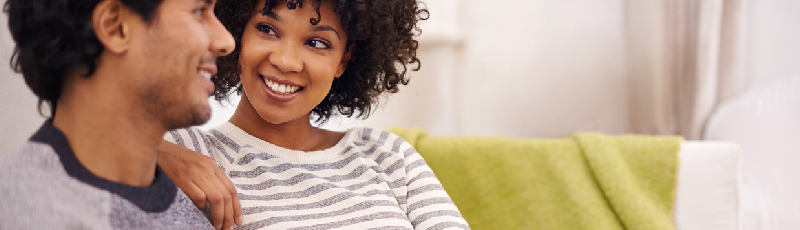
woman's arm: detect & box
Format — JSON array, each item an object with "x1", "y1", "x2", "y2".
[
  {"x1": 403, "y1": 148, "x2": 471, "y2": 229},
  {"x1": 157, "y1": 140, "x2": 243, "y2": 230}
]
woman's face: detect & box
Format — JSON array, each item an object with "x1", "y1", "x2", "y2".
[{"x1": 238, "y1": 0, "x2": 350, "y2": 125}]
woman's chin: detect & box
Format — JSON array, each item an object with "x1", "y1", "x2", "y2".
[{"x1": 257, "y1": 112, "x2": 305, "y2": 126}]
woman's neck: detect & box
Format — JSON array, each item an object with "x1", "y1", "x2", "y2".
[{"x1": 228, "y1": 95, "x2": 344, "y2": 152}]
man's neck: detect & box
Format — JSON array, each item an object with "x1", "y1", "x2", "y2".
[{"x1": 52, "y1": 80, "x2": 166, "y2": 187}]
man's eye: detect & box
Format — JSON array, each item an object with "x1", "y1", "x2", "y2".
[
  {"x1": 193, "y1": 7, "x2": 206, "y2": 16},
  {"x1": 307, "y1": 39, "x2": 331, "y2": 49}
]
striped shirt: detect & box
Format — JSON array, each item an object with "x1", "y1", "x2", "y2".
[{"x1": 165, "y1": 122, "x2": 470, "y2": 230}]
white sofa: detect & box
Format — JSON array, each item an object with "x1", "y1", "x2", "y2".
[
  {"x1": 704, "y1": 77, "x2": 800, "y2": 230},
  {"x1": 676, "y1": 141, "x2": 740, "y2": 230}
]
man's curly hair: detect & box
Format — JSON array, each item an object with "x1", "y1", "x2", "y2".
[{"x1": 214, "y1": 0, "x2": 428, "y2": 123}]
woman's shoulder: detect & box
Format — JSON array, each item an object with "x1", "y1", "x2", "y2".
[
  {"x1": 164, "y1": 127, "x2": 212, "y2": 145},
  {"x1": 163, "y1": 127, "x2": 222, "y2": 155},
  {"x1": 347, "y1": 127, "x2": 399, "y2": 143},
  {"x1": 346, "y1": 127, "x2": 415, "y2": 157}
]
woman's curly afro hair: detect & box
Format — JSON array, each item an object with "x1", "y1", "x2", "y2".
[{"x1": 213, "y1": 0, "x2": 428, "y2": 123}]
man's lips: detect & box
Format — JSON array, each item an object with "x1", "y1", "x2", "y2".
[{"x1": 198, "y1": 67, "x2": 217, "y2": 95}]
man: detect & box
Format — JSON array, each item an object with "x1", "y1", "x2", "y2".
[{"x1": 0, "y1": 0, "x2": 239, "y2": 229}]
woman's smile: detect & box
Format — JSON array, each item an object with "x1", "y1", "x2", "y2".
[{"x1": 259, "y1": 74, "x2": 304, "y2": 102}]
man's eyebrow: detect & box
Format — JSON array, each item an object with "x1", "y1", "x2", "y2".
[{"x1": 311, "y1": 25, "x2": 340, "y2": 39}]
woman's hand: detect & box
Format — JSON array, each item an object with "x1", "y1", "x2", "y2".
[{"x1": 157, "y1": 141, "x2": 243, "y2": 230}]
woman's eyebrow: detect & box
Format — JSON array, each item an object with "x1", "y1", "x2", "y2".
[
  {"x1": 310, "y1": 25, "x2": 340, "y2": 39},
  {"x1": 266, "y1": 13, "x2": 285, "y2": 23}
]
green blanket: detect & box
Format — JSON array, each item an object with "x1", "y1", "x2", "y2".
[{"x1": 389, "y1": 128, "x2": 682, "y2": 230}]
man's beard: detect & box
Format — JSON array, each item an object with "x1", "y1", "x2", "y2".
[
  {"x1": 139, "y1": 82, "x2": 212, "y2": 131},
  {"x1": 161, "y1": 102, "x2": 211, "y2": 130}
]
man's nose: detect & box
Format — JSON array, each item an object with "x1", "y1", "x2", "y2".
[{"x1": 209, "y1": 15, "x2": 235, "y2": 57}]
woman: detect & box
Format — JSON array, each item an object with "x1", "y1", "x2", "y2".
[{"x1": 158, "y1": 0, "x2": 469, "y2": 229}]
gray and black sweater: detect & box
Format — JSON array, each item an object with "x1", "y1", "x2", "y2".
[{"x1": 0, "y1": 120, "x2": 212, "y2": 229}]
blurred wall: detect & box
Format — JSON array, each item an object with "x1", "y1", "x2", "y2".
[
  {"x1": 339, "y1": 0, "x2": 631, "y2": 138},
  {"x1": 0, "y1": 14, "x2": 46, "y2": 159},
  {"x1": 747, "y1": 0, "x2": 800, "y2": 88},
  {"x1": 350, "y1": 0, "x2": 800, "y2": 138}
]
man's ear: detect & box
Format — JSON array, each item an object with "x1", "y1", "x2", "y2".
[
  {"x1": 92, "y1": 0, "x2": 131, "y2": 54},
  {"x1": 335, "y1": 44, "x2": 356, "y2": 78}
]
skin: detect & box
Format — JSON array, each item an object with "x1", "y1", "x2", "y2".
[
  {"x1": 158, "y1": 0, "x2": 353, "y2": 227},
  {"x1": 50, "y1": 0, "x2": 235, "y2": 229}
]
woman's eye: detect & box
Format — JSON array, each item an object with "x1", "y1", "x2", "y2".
[
  {"x1": 307, "y1": 39, "x2": 331, "y2": 49},
  {"x1": 256, "y1": 24, "x2": 277, "y2": 36}
]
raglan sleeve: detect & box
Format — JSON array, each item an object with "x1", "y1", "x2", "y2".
[
  {"x1": 163, "y1": 127, "x2": 214, "y2": 157},
  {"x1": 398, "y1": 138, "x2": 471, "y2": 230}
]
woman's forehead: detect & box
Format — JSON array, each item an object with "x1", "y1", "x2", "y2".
[{"x1": 254, "y1": 0, "x2": 343, "y2": 27}]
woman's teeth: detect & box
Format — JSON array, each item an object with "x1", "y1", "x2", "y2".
[{"x1": 264, "y1": 78, "x2": 301, "y2": 94}]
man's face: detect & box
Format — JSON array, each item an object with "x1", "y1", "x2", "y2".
[{"x1": 126, "y1": 0, "x2": 234, "y2": 130}]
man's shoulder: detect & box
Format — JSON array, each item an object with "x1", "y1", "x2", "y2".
[
  {"x1": 0, "y1": 142, "x2": 212, "y2": 229},
  {"x1": 0, "y1": 140, "x2": 111, "y2": 196},
  {"x1": 0, "y1": 142, "x2": 114, "y2": 228},
  {"x1": 107, "y1": 189, "x2": 212, "y2": 229},
  {"x1": 0, "y1": 180, "x2": 112, "y2": 228},
  {"x1": 0, "y1": 141, "x2": 65, "y2": 181}
]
